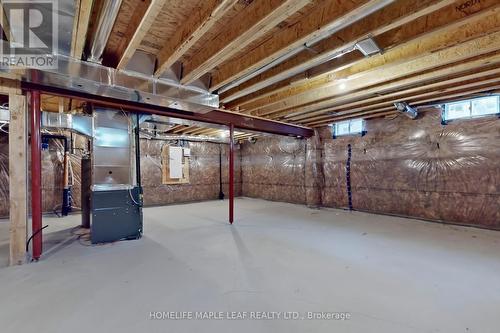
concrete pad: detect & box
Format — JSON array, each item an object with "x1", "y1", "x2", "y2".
[{"x1": 1, "y1": 198, "x2": 499, "y2": 333}]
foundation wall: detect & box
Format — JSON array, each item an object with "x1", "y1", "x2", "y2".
[
  {"x1": 0, "y1": 136, "x2": 240, "y2": 216},
  {"x1": 240, "y1": 110, "x2": 500, "y2": 229},
  {"x1": 140, "y1": 139, "x2": 242, "y2": 206},
  {"x1": 240, "y1": 137, "x2": 307, "y2": 204}
]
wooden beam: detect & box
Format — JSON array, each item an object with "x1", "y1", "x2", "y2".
[
  {"x1": 210, "y1": 0, "x2": 391, "y2": 91},
  {"x1": 182, "y1": 126, "x2": 204, "y2": 135},
  {"x1": 117, "y1": 0, "x2": 169, "y2": 69},
  {"x1": 70, "y1": 0, "x2": 94, "y2": 59},
  {"x1": 180, "y1": 0, "x2": 313, "y2": 85},
  {"x1": 154, "y1": 0, "x2": 238, "y2": 77},
  {"x1": 9, "y1": 93, "x2": 27, "y2": 266},
  {"x1": 251, "y1": 11, "x2": 500, "y2": 116},
  {"x1": 220, "y1": 0, "x2": 476, "y2": 103}
]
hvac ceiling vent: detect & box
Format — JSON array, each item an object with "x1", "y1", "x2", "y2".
[{"x1": 356, "y1": 37, "x2": 382, "y2": 57}]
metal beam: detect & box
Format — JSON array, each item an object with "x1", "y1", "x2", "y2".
[
  {"x1": 29, "y1": 91, "x2": 42, "y2": 261},
  {"x1": 229, "y1": 123, "x2": 234, "y2": 224},
  {"x1": 21, "y1": 82, "x2": 314, "y2": 138}
]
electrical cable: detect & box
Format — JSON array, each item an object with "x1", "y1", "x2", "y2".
[
  {"x1": 346, "y1": 144, "x2": 353, "y2": 211},
  {"x1": 128, "y1": 188, "x2": 142, "y2": 207},
  {"x1": 26, "y1": 225, "x2": 49, "y2": 252}
]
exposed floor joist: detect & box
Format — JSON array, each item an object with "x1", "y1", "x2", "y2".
[
  {"x1": 116, "y1": 0, "x2": 168, "y2": 69},
  {"x1": 249, "y1": 11, "x2": 500, "y2": 117},
  {"x1": 225, "y1": 0, "x2": 500, "y2": 120},
  {"x1": 76, "y1": 0, "x2": 500, "y2": 128},
  {"x1": 70, "y1": 0, "x2": 94, "y2": 59},
  {"x1": 220, "y1": 0, "x2": 457, "y2": 104},
  {"x1": 180, "y1": 0, "x2": 313, "y2": 84},
  {"x1": 210, "y1": 0, "x2": 395, "y2": 92},
  {"x1": 154, "y1": 0, "x2": 239, "y2": 78}
]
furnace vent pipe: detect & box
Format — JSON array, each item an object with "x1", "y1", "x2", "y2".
[{"x1": 88, "y1": 0, "x2": 123, "y2": 63}]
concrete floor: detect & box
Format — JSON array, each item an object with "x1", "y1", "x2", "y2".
[{"x1": 1, "y1": 198, "x2": 500, "y2": 333}]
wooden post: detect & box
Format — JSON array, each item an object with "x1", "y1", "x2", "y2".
[{"x1": 9, "y1": 93, "x2": 28, "y2": 265}]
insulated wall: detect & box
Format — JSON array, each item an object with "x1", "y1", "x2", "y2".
[
  {"x1": 140, "y1": 139, "x2": 242, "y2": 206},
  {"x1": 0, "y1": 135, "x2": 240, "y2": 216},
  {"x1": 240, "y1": 110, "x2": 500, "y2": 229},
  {"x1": 320, "y1": 110, "x2": 499, "y2": 228},
  {"x1": 0, "y1": 132, "x2": 85, "y2": 217},
  {"x1": 240, "y1": 137, "x2": 306, "y2": 204}
]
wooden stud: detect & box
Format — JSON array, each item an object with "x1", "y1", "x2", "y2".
[{"x1": 8, "y1": 93, "x2": 27, "y2": 266}]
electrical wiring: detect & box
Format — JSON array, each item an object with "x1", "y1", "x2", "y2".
[
  {"x1": 0, "y1": 123, "x2": 8, "y2": 134},
  {"x1": 128, "y1": 188, "x2": 142, "y2": 207},
  {"x1": 26, "y1": 225, "x2": 49, "y2": 252}
]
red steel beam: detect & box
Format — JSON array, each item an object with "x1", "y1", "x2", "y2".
[
  {"x1": 20, "y1": 82, "x2": 314, "y2": 138},
  {"x1": 30, "y1": 91, "x2": 42, "y2": 260},
  {"x1": 229, "y1": 123, "x2": 234, "y2": 224}
]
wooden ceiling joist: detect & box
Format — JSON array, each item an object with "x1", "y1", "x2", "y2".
[
  {"x1": 289, "y1": 66, "x2": 500, "y2": 123},
  {"x1": 116, "y1": 0, "x2": 169, "y2": 69},
  {"x1": 154, "y1": 0, "x2": 239, "y2": 78},
  {"x1": 75, "y1": 0, "x2": 500, "y2": 129},
  {"x1": 179, "y1": 0, "x2": 313, "y2": 85},
  {"x1": 306, "y1": 82, "x2": 500, "y2": 126},
  {"x1": 220, "y1": 0, "x2": 457, "y2": 104},
  {"x1": 210, "y1": 0, "x2": 393, "y2": 92},
  {"x1": 269, "y1": 51, "x2": 500, "y2": 121},
  {"x1": 300, "y1": 75, "x2": 500, "y2": 125},
  {"x1": 232, "y1": 1, "x2": 500, "y2": 114},
  {"x1": 250, "y1": 10, "x2": 500, "y2": 117},
  {"x1": 71, "y1": 0, "x2": 94, "y2": 59}
]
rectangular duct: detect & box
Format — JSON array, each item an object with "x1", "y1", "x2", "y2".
[{"x1": 1, "y1": 55, "x2": 219, "y2": 114}]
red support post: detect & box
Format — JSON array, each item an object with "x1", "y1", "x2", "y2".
[
  {"x1": 229, "y1": 123, "x2": 234, "y2": 224},
  {"x1": 30, "y1": 91, "x2": 42, "y2": 260}
]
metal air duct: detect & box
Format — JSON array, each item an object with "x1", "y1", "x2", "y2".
[
  {"x1": 88, "y1": 0, "x2": 123, "y2": 63},
  {"x1": 394, "y1": 102, "x2": 418, "y2": 119}
]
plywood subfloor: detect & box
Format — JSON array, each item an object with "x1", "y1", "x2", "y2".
[{"x1": 1, "y1": 198, "x2": 499, "y2": 332}]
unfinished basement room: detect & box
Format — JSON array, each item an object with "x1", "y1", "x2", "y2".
[{"x1": 1, "y1": 0, "x2": 499, "y2": 332}]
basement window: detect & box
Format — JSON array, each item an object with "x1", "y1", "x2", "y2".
[
  {"x1": 443, "y1": 96, "x2": 500, "y2": 123},
  {"x1": 332, "y1": 119, "x2": 365, "y2": 138}
]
